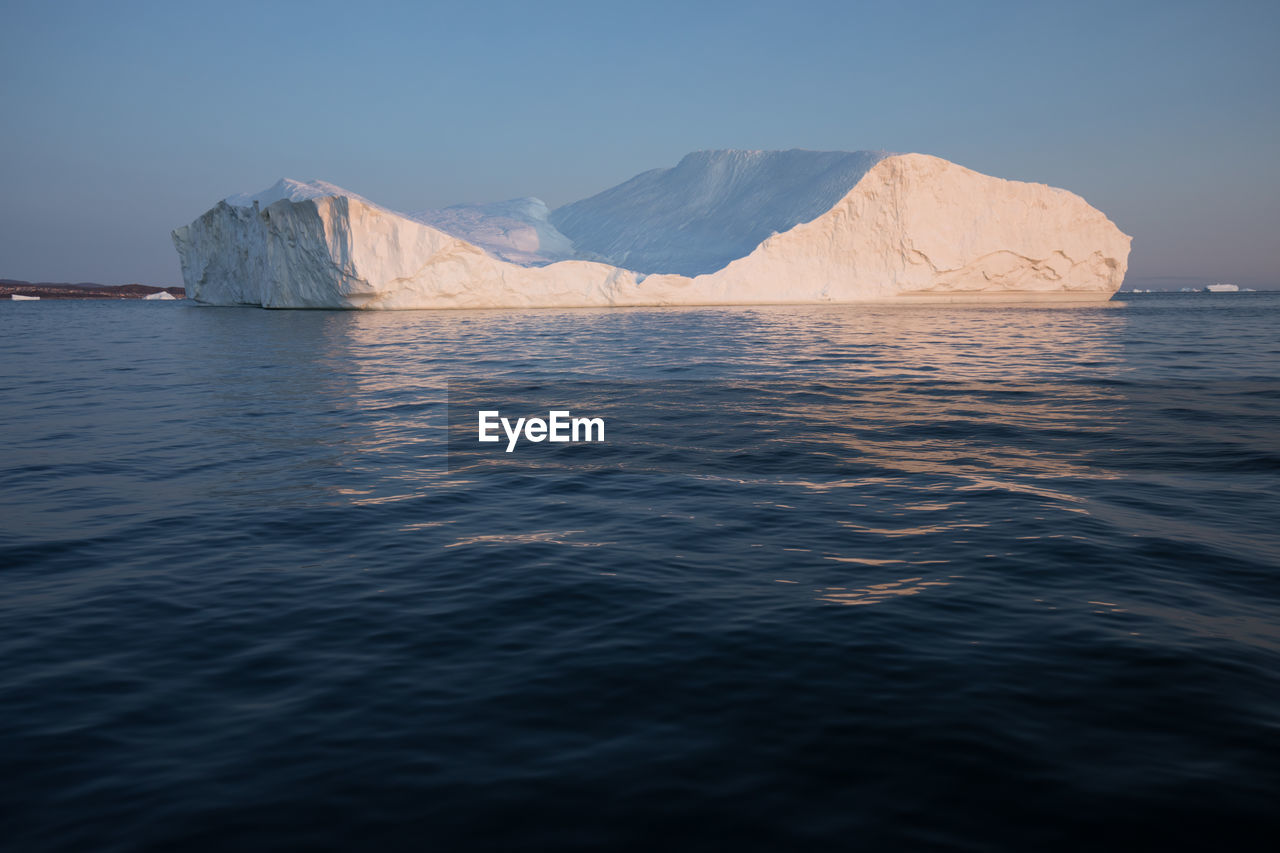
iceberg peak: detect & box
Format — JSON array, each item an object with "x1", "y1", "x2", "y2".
[{"x1": 225, "y1": 178, "x2": 367, "y2": 209}]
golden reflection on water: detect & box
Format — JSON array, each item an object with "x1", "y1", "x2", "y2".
[
  {"x1": 289, "y1": 302, "x2": 1133, "y2": 607},
  {"x1": 446, "y1": 530, "x2": 615, "y2": 548},
  {"x1": 814, "y1": 576, "x2": 954, "y2": 606},
  {"x1": 328, "y1": 300, "x2": 1130, "y2": 388}
]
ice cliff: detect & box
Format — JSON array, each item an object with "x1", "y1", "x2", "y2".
[{"x1": 172, "y1": 150, "x2": 1131, "y2": 309}]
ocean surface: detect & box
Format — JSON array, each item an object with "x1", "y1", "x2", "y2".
[{"x1": 2, "y1": 293, "x2": 1278, "y2": 851}]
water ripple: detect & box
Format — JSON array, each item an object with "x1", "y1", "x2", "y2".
[{"x1": 1, "y1": 294, "x2": 1278, "y2": 850}]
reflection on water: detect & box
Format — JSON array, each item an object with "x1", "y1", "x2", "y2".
[
  {"x1": 265, "y1": 305, "x2": 1132, "y2": 522},
  {"x1": 814, "y1": 576, "x2": 954, "y2": 606},
  {"x1": 183, "y1": 298, "x2": 1269, "y2": 615},
  {"x1": 331, "y1": 300, "x2": 1132, "y2": 386},
  {"x1": 446, "y1": 530, "x2": 614, "y2": 549}
]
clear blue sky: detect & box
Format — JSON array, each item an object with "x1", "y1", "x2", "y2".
[{"x1": 2, "y1": 0, "x2": 1277, "y2": 287}]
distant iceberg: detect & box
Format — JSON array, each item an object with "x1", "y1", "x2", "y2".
[
  {"x1": 144, "y1": 291, "x2": 177, "y2": 300},
  {"x1": 11, "y1": 294, "x2": 39, "y2": 301},
  {"x1": 1206, "y1": 283, "x2": 1239, "y2": 293},
  {"x1": 173, "y1": 150, "x2": 1131, "y2": 310}
]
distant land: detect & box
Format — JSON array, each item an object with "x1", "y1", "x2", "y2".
[
  {"x1": 1, "y1": 279, "x2": 184, "y2": 299},
  {"x1": 1121, "y1": 275, "x2": 1276, "y2": 292}
]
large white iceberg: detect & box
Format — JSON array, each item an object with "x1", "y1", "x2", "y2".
[{"x1": 173, "y1": 150, "x2": 1131, "y2": 309}]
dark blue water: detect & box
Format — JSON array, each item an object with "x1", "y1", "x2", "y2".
[{"x1": 2, "y1": 294, "x2": 1278, "y2": 851}]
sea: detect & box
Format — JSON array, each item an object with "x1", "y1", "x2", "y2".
[{"x1": 2, "y1": 292, "x2": 1278, "y2": 851}]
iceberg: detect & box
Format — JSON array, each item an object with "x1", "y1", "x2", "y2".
[{"x1": 173, "y1": 150, "x2": 1131, "y2": 309}]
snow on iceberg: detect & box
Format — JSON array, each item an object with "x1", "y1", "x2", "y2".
[
  {"x1": 410, "y1": 197, "x2": 577, "y2": 267},
  {"x1": 172, "y1": 150, "x2": 1132, "y2": 309}
]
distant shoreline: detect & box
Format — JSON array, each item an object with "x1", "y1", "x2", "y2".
[{"x1": 1, "y1": 279, "x2": 184, "y2": 300}]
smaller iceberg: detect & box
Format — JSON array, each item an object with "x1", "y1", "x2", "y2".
[
  {"x1": 144, "y1": 291, "x2": 177, "y2": 300},
  {"x1": 1205, "y1": 283, "x2": 1239, "y2": 293}
]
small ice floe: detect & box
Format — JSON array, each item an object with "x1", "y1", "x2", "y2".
[{"x1": 11, "y1": 294, "x2": 39, "y2": 300}]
